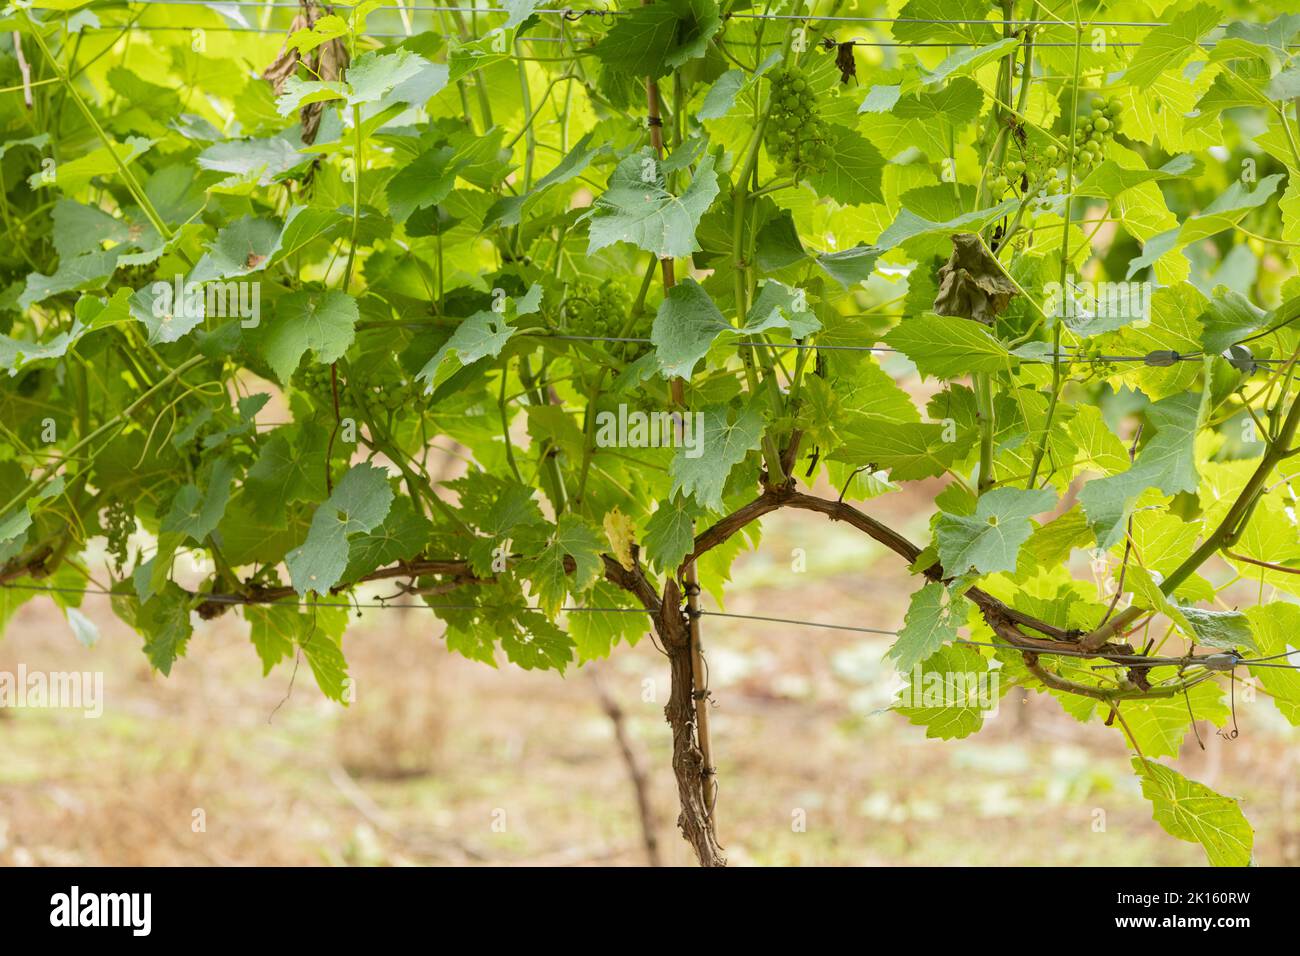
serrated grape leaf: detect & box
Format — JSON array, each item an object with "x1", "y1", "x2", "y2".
[
  {"x1": 197, "y1": 129, "x2": 316, "y2": 186},
  {"x1": 919, "y1": 37, "x2": 1020, "y2": 89},
  {"x1": 858, "y1": 84, "x2": 901, "y2": 113},
  {"x1": 128, "y1": 279, "x2": 207, "y2": 345},
  {"x1": 936, "y1": 487, "x2": 1056, "y2": 576},
  {"x1": 271, "y1": 205, "x2": 347, "y2": 266},
  {"x1": 1127, "y1": 175, "x2": 1284, "y2": 278},
  {"x1": 1133, "y1": 758, "x2": 1253, "y2": 866},
  {"x1": 1179, "y1": 607, "x2": 1256, "y2": 652},
  {"x1": 524, "y1": 514, "x2": 604, "y2": 616},
  {"x1": 0, "y1": 321, "x2": 88, "y2": 372},
  {"x1": 651, "y1": 277, "x2": 815, "y2": 379},
  {"x1": 189, "y1": 215, "x2": 284, "y2": 282},
  {"x1": 245, "y1": 604, "x2": 298, "y2": 675},
  {"x1": 25, "y1": 135, "x2": 152, "y2": 193},
  {"x1": 831, "y1": 419, "x2": 962, "y2": 482},
  {"x1": 0, "y1": 133, "x2": 47, "y2": 162},
  {"x1": 875, "y1": 199, "x2": 1018, "y2": 251},
  {"x1": 415, "y1": 302, "x2": 529, "y2": 392},
  {"x1": 891, "y1": 0, "x2": 993, "y2": 44},
  {"x1": 895, "y1": 643, "x2": 994, "y2": 739},
  {"x1": 386, "y1": 145, "x2": 462, "y2": 224},
  {"x1": 244, "y1": 426, "x2": 329, "y2": 525},
  {"x1": 1074, "y1": 153, "x2": 1199, "y2": 200},
  {"x1": 698, "y1": 69, "x2": 747, "y2": 120},
  {"x1": 1120, "y1": 673, "x2": 1228, "y2": 758},
  {"x1": 816, "y1": 244, "x2": 882, "y2": 288},
  {"x1": 161, "y1": 458, "x2": 235, "y2": 543},
  {"x1": 19, "y1": 249, "x2": 123, "y2": 310},
  {"x1": 277, "y1": 49, "x2": 432, "y2": 110},
  {"x1": 501, "y1": 0, "x2": 544, "y2": 28},
  {"x1": 1078, "y1": 391, "x2": 1205, "y2": 549},
  {"x1": 669, "y1": 403, "x2": 764, "y2": 511},
  {"x1": 755, "y1": 210, "x2": 805, "y2": 271},
  {"x1": 591, "y1": 0, "x2": 720, "y2": 79},
  {"x1": 1244, "y1": 604, "x2": 1300, "y2": 725},
  {"x1": 51, "y1": 199, "x2": 132, "y2": 258},
  {"x1": 343, "y1": 496, "x2": 432, "y2": 581},
  {"x1": 136, "y1": 583, "x2": 194, "y2": 676},
  {"x1": 1121, "y1": 4, "x2": 1220, "y2": 88},
  {"x1": 570, "y1": 581, "x2": 645, "y2": 661},
  {"x1": 584, "y1": 150, "x2": 719, "y2": 259},
  {"x1": 884, "y1": 313, "x2": 1012, "y2": 379},
  {"x1": 243, "y1": 602, "x2": 350, "y2": 701},
  {"x1": 1200, "y1": 289, "x2": 1268, "y2": 352},
  {"x1": 298, "y1": 606, "x2": 352, "y2": 702},
  {"x1": 497, "y1": 607, "x2": 575, "y2": 672},
  {"x1": 486, "y1": 133, "x2": 604, "y2": 228},
  {"x1": 261, "y1": 290, "x2": 359, "y2": 383},
  {"x1": 888, "y1": 581, "x2": 972, "y2": 672},
  {"x1": 286, "y1": 463, "x2": 394, "y2": 596},
  {"x1": 806, "y1": 124, "x2": 885, "y2": 206},
  {"x1": 643, "y1": 494, "x2": 702, "y2": 573}
]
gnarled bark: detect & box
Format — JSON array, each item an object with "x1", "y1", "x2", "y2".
[{"x1": 655, "y1": 578, "x2": 725, "y2": 867}]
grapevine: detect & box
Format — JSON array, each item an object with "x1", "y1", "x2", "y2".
[{"x1": 0, "y1": 1, "x2": 1298, "y2": 870}]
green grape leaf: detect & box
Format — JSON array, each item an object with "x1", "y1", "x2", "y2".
[
  {"x1": 895, "y1": 643, "x2": 996, "y2": 739},
  {"x1": 888, "y1": 581, "x2": 972, "y2": 673},
  {"x1": 643, "y1": 494, "x2": 702, "y2": 573},
  {"x1": 669, "y1": 403, "x2": 764, "y2": 511},
  {"x1": 806, "y1": 124, "x2": 885, "y2": 206},
  {"x1": 1121, "y1": 4, "x2": 1221, "y2": 89},
  {"x1": 832, "y1": 419, "x2": 963, "y2": 482},
  {"x1": 524, "y1": 514, "x2": 605, "y2": 616},
  {"x1": 584, "y1": 150, "x2": 719, "y2": 259},
  {"x1": 591, "y1": 0, "x2": 720, "y2": 79},
  {"x1": 936, "y1": 487, "x2": 1056, "y2": 576},
  {"x1": 286, "y1": 463, "x2": 395, "y2": 596},
  {"x1": 261, "y1": 290, "x2": 359, "y2": 383},
  {"x1": 884, "y1": 313, "x2": 1012, "y2": 379},
  {"x1": 1244, "y1": 604, "x2": 1300, "y2": 725},
  {"x1": 1078, "y1": 391, "x2": 1205, "y2": 549},
  {"x1": 1133, "y1": 758, "x2": 1253, "y2": 867}
]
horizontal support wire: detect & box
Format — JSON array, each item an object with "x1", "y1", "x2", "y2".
[
  {"x1": 524, "y1": 333, "x2": 1288, "y2": 369},
  {"x1": 123, "y1": 1, "x2": 1252, "y2": 29},
  {"x1": 1, "y1": 581, "x2": 1292, "y2": 671},
  {"x1": 50, "y1": 22, "x2": 1225, "y2": 48}
]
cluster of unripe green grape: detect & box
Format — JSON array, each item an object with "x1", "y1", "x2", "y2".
[
  {"x1": 988, "y1": 97, "x2": 1123, "y2": 201},
  {"x1": 291, "y1": 361, "x2": 338, "y2": 407},
  {"x1": 1069, "y1": 96, "x2": 1122, "y2": 173},
  {"x1": 1080, "y1": 339, "x2": 1119, "y2": 379},
  {"x1": 363, "y1": 378, "x2": 426, "y2": 412},
  {"x1": 563, "y1": 279, "x2": 632, "y2": 339},
  {"x1": 292, "y1": 362, "x2": 425, "y2": 414},
  {"x1": 764, "y1": 68, "x2": 832, "y2": 175},
  {"x1": 102, "y1": 499, "x2": 134, "y2": 571}
]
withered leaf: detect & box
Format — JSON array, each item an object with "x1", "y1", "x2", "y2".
[
  {"x1": 932, "y1": 233, "x2": 1018, "y2": 326},
  {"x1": 835, "y1": 42, "x2": 857, "y2": 84}
]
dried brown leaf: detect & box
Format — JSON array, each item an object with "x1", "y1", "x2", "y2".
[{"x1": 932, "y1": 233, "x2": 1018, "y2": 326}]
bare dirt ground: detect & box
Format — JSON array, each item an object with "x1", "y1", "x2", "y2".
[{"x1": 1, "y1": 488, "x2": 1297, "y2": 867}]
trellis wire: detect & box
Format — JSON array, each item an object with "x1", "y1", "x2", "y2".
[
  {"x1": 55, "y1": 23, "x2": 1208, "y2": 49},
  {"x1": 528, "y1": 333, "x2": 1291, "y2": 370},
  {"x1": 2, "y1": 580, "x2": 1294, "y2": 671},
  {"x1": 122, "y1": 1, "x2": 1265, "y2": 30}
]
